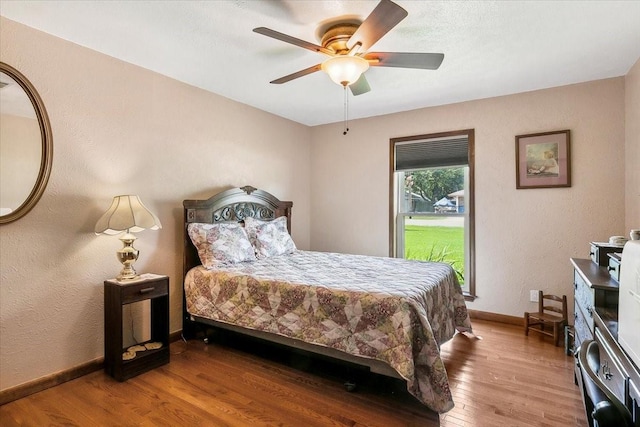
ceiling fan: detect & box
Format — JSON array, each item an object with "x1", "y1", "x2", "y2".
[{"x1": 253, "y1": 0, "x2": 444, "y2": 96}]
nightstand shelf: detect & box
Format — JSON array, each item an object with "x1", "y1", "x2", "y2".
[{"x1": 104, "y1": 274, "x2": 169, "y2": 381}]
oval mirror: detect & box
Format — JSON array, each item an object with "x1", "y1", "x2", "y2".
[{"x1": 0, "y1": 62, "x2": 53, "y2": 224}]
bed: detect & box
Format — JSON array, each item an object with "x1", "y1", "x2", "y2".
[{"x1": 182, "y1": 185, "x2": 472, "y2": 413}]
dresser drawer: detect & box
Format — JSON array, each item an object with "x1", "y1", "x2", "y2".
[
  {"x1": 590, "y1": 242, "x2": 624, "y2": 267},
  {"x1": 595, "y1": 327, "x2": 627, "y2": 403},
  {"x1": 607, "y1": 254, "x2": 621, "y2": 283},
  {"x1": 629, "y1": 377, "x2": 640, "y2": 424},
  {"x1": 574, "y1": 270, "x2": 595, "y2": 330},
  {"x1": 574, "y1": 301, "x2": 593, "y2": 350}
]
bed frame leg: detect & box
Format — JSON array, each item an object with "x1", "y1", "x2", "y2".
[
  {"x1": 182, "y1": 315, "x2": 210, "y2": 341},
  {"x1": 344, "y1": 381, "x2": 357, "y2": 392},
  {"x1": 182, "y1": 315, "x2": 195, "y2": 339}
]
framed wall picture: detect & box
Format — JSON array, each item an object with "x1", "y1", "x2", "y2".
[{"x1": 515, "y1": 129, "x2": 571, "y2": 189}]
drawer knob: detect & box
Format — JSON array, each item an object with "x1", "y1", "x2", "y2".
[
  {"x1": 139, "y1": 287, "x2": 155, "y2": 294},
  {"x1": 574, "y1": 282, "x2": 578, "y2": 290},
  {"x1": 587, "y1": 306, "x2": 593, "y2": 317},
  {"x1": 601, "y1": 361, "x2": 613, "y2": 380},
  {"x1": 607, "y1": 266, "x2": 615, "y2": 272}
]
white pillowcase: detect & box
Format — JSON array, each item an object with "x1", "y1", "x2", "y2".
[
  {"x1": 187, "y1": 222, "x2": 256, "y2": 268},
  {"x1": 244, "y1": 216, "x2": 296, "y2": 259}
]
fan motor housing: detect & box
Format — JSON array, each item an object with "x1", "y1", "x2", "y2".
[{"x1": 321, "y1": 23, "x2": 359, "y2": 54}]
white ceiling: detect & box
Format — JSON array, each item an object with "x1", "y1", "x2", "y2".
[{"x1": 2, "y1": 1, "x2": 639, "y2": 126}]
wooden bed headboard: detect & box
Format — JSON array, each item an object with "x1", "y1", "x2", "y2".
[{"x1": 182, "y1": 185, "x2": 293, "y2": 280}]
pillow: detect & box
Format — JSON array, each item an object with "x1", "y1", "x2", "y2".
[
  {"x1": 187, "y1": 222, "x2": 256, "y2": 268},
  {"x1": 244, "y1": 216, "x2": 296, "y2": 259}
]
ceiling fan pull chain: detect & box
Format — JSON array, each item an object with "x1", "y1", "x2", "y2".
[{"x1": 343, "y1": 86, "x2": 349, "y2": 135}]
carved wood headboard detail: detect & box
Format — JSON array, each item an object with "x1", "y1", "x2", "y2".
[{"x1": 182, "y1": 185, "x2": 293, "y2": 280}]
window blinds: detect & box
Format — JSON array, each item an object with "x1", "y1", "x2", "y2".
[{"x1": 394, "y1": 136, "x2": 469, "y2": 171}]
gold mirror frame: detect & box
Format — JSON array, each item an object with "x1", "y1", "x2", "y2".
[{"x1": 0, "y1": 62, "x2": 53, "y2": 224}]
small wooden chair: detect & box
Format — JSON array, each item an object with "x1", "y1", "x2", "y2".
[{"x1": 524, "y1": 291, "x2": 568, "y2": 346}]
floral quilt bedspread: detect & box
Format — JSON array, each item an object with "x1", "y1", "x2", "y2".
[{"x1": 184, "y1": 250, "x2": 472, "y2": 413}]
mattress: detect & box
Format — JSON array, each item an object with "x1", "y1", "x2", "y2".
[{"x1": 184, "y1": 250, "x2": 472, "y2": 412}]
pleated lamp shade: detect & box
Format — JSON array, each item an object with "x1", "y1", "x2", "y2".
[{"x1": 95, "y1": 195, "x2": 161, "y2": 235}]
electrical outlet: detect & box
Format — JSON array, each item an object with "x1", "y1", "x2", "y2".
[{"x1": 530, "y1": 290, "x2": 539, "y2": 303}]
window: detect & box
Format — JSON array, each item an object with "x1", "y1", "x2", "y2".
[{"x1": 389, "y1": 130, "x2": 475, "y2": 298}]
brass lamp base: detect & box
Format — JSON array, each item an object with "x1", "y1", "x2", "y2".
[{"x1": 116, "y1": 232, "x2": 139, "y2": 281}]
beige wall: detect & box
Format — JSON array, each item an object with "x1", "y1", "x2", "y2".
[
  {"x1": 310, "y1": 78, "x2": 626, "y2": 318},
  {"x1": 625, "y1": 58, "x2": 640, "y2": 232},
  {"x1": 0, "y1": 18, "x2": 311, "y2": 391}
]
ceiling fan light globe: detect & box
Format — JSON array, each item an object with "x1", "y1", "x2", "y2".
[{"x1": 321, "y1": 56, "x2": 369, "y2": 87}]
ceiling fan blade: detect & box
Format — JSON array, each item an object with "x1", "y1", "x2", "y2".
[
  {"x1": 270, "y1": 64, "x2": 322, "y2": 84},
  {"x1": 347, "y1": 0, "x2": 408, "y2": 52},
  {"x1": 349, "y1": 74, "x2": 371, "y2": 96},
  {"x1": 365, "y1": 52, "x2": 445, "y2": 69},
  {"x1": 254, "y1": 27, "x2": 333, "y2": 56}
]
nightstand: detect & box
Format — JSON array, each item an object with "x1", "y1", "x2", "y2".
[{"x1": 104, "y1": 274, "x2": 169, "y2": 381}]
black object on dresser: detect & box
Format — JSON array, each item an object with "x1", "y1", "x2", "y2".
[
  {"x1": 572, "y1": 243, "x2": 640, "y2": 426},
  {"x1": 577, "y1": 340, "x2": 634, "y2": 427},
  {"x1": 104, "y1": 274, "x2": 170, "y2": 381}
]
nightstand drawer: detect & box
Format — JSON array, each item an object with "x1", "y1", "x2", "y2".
[{"x1": 121, "y1": 279, "x2": 168, "y2": 304}]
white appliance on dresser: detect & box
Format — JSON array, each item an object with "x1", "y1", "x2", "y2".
[{"x1": 618, "y1": 240, "x2": 640, "y2": 370}]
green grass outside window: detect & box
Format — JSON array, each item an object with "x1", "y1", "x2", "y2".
[{"x1": 404, "y1": 224, "x2": 465, "y2": 284}]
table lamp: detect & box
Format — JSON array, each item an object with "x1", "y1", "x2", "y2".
[{"x1": 95, "y1": 195, "x2": 161, "y2": 281}]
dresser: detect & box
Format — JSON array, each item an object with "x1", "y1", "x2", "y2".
[
  {"x1": 572, "y1": 257, "x2": 619, "y2": 352},
  {"x1": 572, "y1": 243, "x2": 640, "y2": 424}
]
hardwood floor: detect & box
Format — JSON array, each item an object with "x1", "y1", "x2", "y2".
[
  {"x1": 440, "y1": 321, "x2": 586, "y2": 427},
  {"x1": 0, "y1": 319, "x2": 586, "y2": 426}
]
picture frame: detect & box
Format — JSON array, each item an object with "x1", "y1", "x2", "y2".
[{"x1": 515, "y1": 129, "x2": 571, "y2": 189}]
